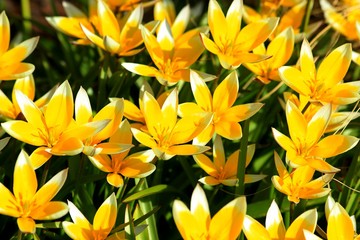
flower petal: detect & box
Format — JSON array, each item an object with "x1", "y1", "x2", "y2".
[
  {"x1": 93, "y1": 193, "x2": 117, "y2": 233},
  {"x1": 285, "y1": 209, "x2": 317, "y2": 239},
  {"x1": 327, "y1": 203, "x2": 354, "y2": 240},
  {"x1": 213, "y1": 71, "x2": 239, "y2": 112},
  {"x1": 265, "y1": 200, "x2": 286, "y2": 239},
  {"x1": 243, "y1": 215, "x2": 271, "y2": 240},
  {"x1": 30, "y1": 202, "x2": 68, "y2": 220}
]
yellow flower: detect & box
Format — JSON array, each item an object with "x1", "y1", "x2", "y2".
[
  {"x1": 320, "y1": 0, "x2": 360, "y2": 41},
  {"x1": 242, "y1": 0, "x2": 306, "y2": 38},
  {"x1": 0, "y1": 75, "x2": 56, "y2": 120},
  {"x1": 272, "y1": 151, "x2": 333, "y2": 204},
  {"x1": 304, "y1": 196, "x2": 360, "y2": 239},
  {"x1": 75, "y1": 87, "x2": 132, "y2": 156},
  {"x1": 172, "y1": 184, "x2": 246, "y2": 240},
  {"x1": 63, "y1": 193, "x2": 123, "y2": 239},
  {"x1": 243, "y1": 27, "x2": 295, "y2": 84},
  {"x1": 81, "y1": 0, "x2": 157, "y2": 56},
  {"x1": 272, "y1": 101, "x2": 359, "y2": 173},
  {"x1": 0, "y1": 150, "x2": 68, "y2": 233},
  {"x1": 279, "y1": 39, "x2": 360, "y2": 106},
  {"x1": 1, "y1": 81, "x2": 108, "y2": 169},
  {"x1": 194, "y1": 135, "x2": 266, "y2": 186},
  {"x1": 122, "y1": 19, "x2": 208, "y2": 85},
  {"x1": 243, "y1": 199, "x2": 318, "y2": 240},
  {"x1": 131, "y1": 88, "x2": 212, "y2": 160},
  {"x1": 200, "y1": 0, "x2": 278, "y2": 69},
  {"x1": 46, "y1": 0, "x2": 98, "y2": 45},
  {"x1": 0, "y1": 11, "x2": 39, "y2": 80},
  {"x1": 179, "y1": 70, "x2": 263, "y2": 145},
  {"x1": 88, "y1": 120, "x2": 156, "y2": 187},
  {"x1": 105, "y1": 0, "x2": 157, "y2": 11}
]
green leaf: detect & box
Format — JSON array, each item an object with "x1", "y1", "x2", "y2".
[{"x1": 123, "y1": 184, "x2": 171, "y2": 203}]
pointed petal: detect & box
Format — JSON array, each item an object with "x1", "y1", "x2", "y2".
[
  {"x1": 81, "y1": 24, "x2": 105, "y2": 49},
  {"x1": 307, "y1": 158, "x2": 340, "y2": 173},
  {"x1": 141, "y1": 25, "x2": 164, "y2": 69},
  {"x1": 0, "y1": 182, "x2": 20, "y2": 217},
  {"x1": 0, "y1": 11, "x2": 10, "y2": 54},
  {"x1": 318, "y1": 43, "x2": 352, "y2": 88},
  {"x1": 309, "y1": 135, "x2": 359, "y2": 158},
  {"x1": 45, "y1": 80, "x2": 74, "y2": 136},
  {"x1": 213, "y1": 135, "x2": 225, "y2": 170},
  {"x1": 209, "y1": 196, "x2": 246, "y2": 240},
  {"x1": 299, "y1": 39, "x2": 316, "y2": 80},
  {"x1": 62, "y1": 221, "x2": 91, "y2": 239},
  {"x1": 1, "y1": 121, "x2": 46, "y2": 146},
  {"x1": 88, "y1": 154, "x2": 113, "y2": 172},
  {"x1": 172, "y1": 5, "x2": 190, "y2": 38},
  {"x1": 327, "y1": 203, "x2": 354, "y2": 240},
  {"x1": 172, "y1": 200, "x2": 199, "y2": 239},
  {"x1": 75, "y1": 86, "x2": 93, "y2": 124},
  {"x1": 286, "y1": 101, "x2": 307, "y2": 146},
  {"x1": 161, "y1": 88, "x2": 178, "y2": 134},
  {"x1": 208, "y1": 0, "x2": 228, "y2": 45},
  {"x1": 222, "y1": 103, "x2": 263, "y2": 122},
  {"x1": 30, "y1": 202, "x2": 68, "y2": 220},
  {"x1": 48, "y1": 137, "x2": 84, "y2": 156},
  {"x1": 123, "y1": 99, "x2": 144, "y2": 123},
  {"x1": 191, "y1": 185, "x2": 211, "y2": 232},
  {"x1": 13, "y1": 150, "x2": 37, "y2": 202},
  {"x1": 131, "y1": 128, "x2": 157, "y2": 148},
  {"x1": 122, "y1": 63, "x2": 159, "y2": 77},
  {"x1": 236, "y1": 18, "x2": 278, "y2": 51},
  {"x1": 267, "y1": 27, "x2": 294, "y2": 69},
  {"x1": 142, "y1": 91, "x2": 163, "y2": 137},
  {"x1": 107, "y1": 173, "x2": 124, "y2": 188},
  {"x1": 213, "y1": 71, "x2": 238, "y2": 112},
  {"x1": 225, "y1": 0, "x2": 242, "y2": 41},
  {"x1": 272, "y1": 128, "x2": 296, "y2": 153},
  {"x1": 93, "y1": 193, "x2": 117, "y2": 234},
  {"x1": 168, "y1": 144, "x2": 210, "y2": 156},
  {"x1": 190, "y1": 70, "x2": 213, "y2": 111},
  {"x1": 285, "y1": 209, "x2": 318, "y2": 240},
  {"x1": 97, "y1": 0, "x2": 120, "y2": 41},
  {"x1": 199, "y1": 176, "x2": 221, "y2": 186},
  {"x1": 200, "y1": 33, "x2": 221, "y2": 55},
  {"x1": 215, "y1": 121, "x2": 242, "y2": 140},
  {"x1": 193, "y1": 153, "x2": 217, "y2": 176},
  {"x1": 266, "y1": 200, "x2": 286, "y2": 239},
  {"x1": 29, "y1": 147, "x2": 52, "y2": 170},
  {"x1": 243, "y1": 215, "x2": 271, "y2": 240},
  {"x1": 33, "y1": 168, "x2": 68, "y2": 206},
  {"x1": 157, "y1": 20, "x2": 174, "y2": 55},
  {"x1": 17, "y1": 217, "x2": 36, "y2": 233},
  {"x1": 0, "y1": 37, "x2": 39, "y2": 65},
  {"x1": 120, "y1": 159, "x2": 156, "y2": 178},
  {"x1": 67, "y1": 200, "x2": 92, "y2": 229},
  {"x1": 279, "y1": 66, "x2": 312, "y2": 96},
  {"x1": 306, "y1": 104, "x2": 331, "y2": 146}
]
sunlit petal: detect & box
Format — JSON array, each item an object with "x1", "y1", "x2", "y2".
[
  {"x1": 93, "y1": 193, "x2": 117, "y2": 233},
  {"x1": 243, "y1": 215, "x2": 271, "y2": 240},
  {"x1": 285, "y1": 209, "x2": 317, "y2": 240}
]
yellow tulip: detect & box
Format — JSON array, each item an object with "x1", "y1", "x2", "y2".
[{"x1": 0, "y1": 150, "x2": 68, "y2": 233}]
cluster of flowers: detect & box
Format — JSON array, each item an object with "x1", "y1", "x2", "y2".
[{"x1": 0, "y1": 0, "x2": 359, "y2": 239}]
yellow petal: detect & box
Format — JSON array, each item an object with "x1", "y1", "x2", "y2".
[
  {"x1": 306, "y1": 104, "x2": 331, "y2": 147},
  {"x1": 190, "y1": 70, "x2": 213, "y2": 111},
  {"x1": 172, "y1": 200, "x2": 200, "y2": 239},
  {"x1": 0, "y1": 90, "x2": 15, "y2": 119},
  {"x1": 193, "y1": 153, "x2": 217, "y2": 176},
  {"x1": 1, "y1": 121, "x2": 46, "y2": 146},
  {"x1": 157, "y1": 20, "x2": 174, "y2": 55},
  {"x1": 97, "y1": 0, "x2": 120, "y2": 41},
  {"x1": 33, "y1": 168, "x2": 68, "y2": 207},
  {"x1": 193, "y1": 123, "x2": 215, "y2": 146},
  {"x1": 306, "y1": 158, "x2": 340, "y2": 173},
  {"x1": 265, "y1": 200, "x2": 286, "y2": 239},
  {"x1": 277, "y1": 1, "x2": 306, "y2": 34},
  {"x1": 286, "y1": 101, "x2": 307, "y2": 146},
  {"x1": 0, "y1": 36, "x2": 39, "y2": 66},
  {"x1": 215, "y1": 121, "x2": 242, "y2": 140},
  {"x1": 142, "y1": 91, "x2": 163, "y2": 137},
  {"x1": 75, "y1": 86, "x2": 93, "y2": 124},
  {"x1": 17, "y1": 217, "x2": 36, "y2": 233},
  {"x1": 327, "y1": 203, "x2": 354, "y2": 240},
  {"x1": 67, "y1": 200, "x2": 92, "y2": 229},
  {"x1": 236, "y1": 18, "x2": 278, "y2": 51},
  {"x1": 178, "y1": 102, "x2": 204, "y2": 117},
  {"x1": 0, "y1": 182, "x2": 20, "y2": 217},
  {"x1": 318, "y1": 43, "x2": 352, "y2": 88},
  {"x1": 49, "y1": 137, "x2": 84, "y2": 156},
  {"x1": 81, "y1": 23, "x2": 105, "y2": 49},
  {"x1": 272, "y1": 128, "x2": 296, "y2": 153},
  {"x1": 63, "y1": 221, "x2": 91, "y2": 239},
  {"x1": 0, "y1": 11, "x2": 10, "y2": 54},
  {"x1": 190, "y1": 184, "x2": 211, "y2": 233},
  {"x1": 122, "y1": 62, "x2": 159, "y2": 77},
  {"x1": 107, "y1": 173, "x2": 124, "y2": 188},
  {"x1": 14, "y1": 150, "x2": 37, "y2": 202},
  {"x1": 29, "y1": 147, "x2": 52, "y2": 170},
  {"x1": 119, "y1": 5, "x2": 144, "y2": 51},
  {"x1": 30, "y1": 202, "x2": 68, "y2": 220},
  {"x1": 243, "y1": 215, "x2": 271, "y2": 240},
  {"x1": 104, "y1": 35, "x2": 121, "y2": 54},
  {"x1": 209, "y1": 196, "x2": 246, "y2": 240},
  {"x1": 213, "y1": 135, "x2": 225, "y2": 170},
  {"x1": 88, "y1": 154, "x2": 112, "y2": 172},
  {"x1": 160, "y1": 88, "x2": 178, "y2": 134},
  {"x1": 123, "y1": 99, "x2": 144, "y2": 123},
  {"x1": 285, "y1": 209, "x2": 317, "y2": 240},
  {"x1": 225, "y1": 0, "x2": 242, "y2": 42},
  {"x1": 310, "y1": 135, "x2": 359, "y2": 158},
  {"x1": 267, "y1": 27, "x2": 294, "y2": 69},
  {"x1": 172, "y1": 5, "x2": 190, "y2": 39},
  {"x1": 141, "y1": 25, "x2": 164, "y2": 69},
  {"x1": 109, "y1": 119, "x2": 132, "y2": 144},
  {"x1": 93, "y1": 193, "x2": 117, "y2": 234},
  {"x1": 199, "y1": 176, "x2": 221, "y2": 186},
  {"x1": 279, "y1": 66, "x2": 312, "y2": 96},
  {"x1": 131, "y1": 128, "x2": 157, "y2": 148},
  {"x1": 45, "y1": 80, "x2": 74, "y2": 136},
  {"x1": 93, "y1": 98, "x2": 124, "y2": 143},
  {"x1": 200, "y1": 33, "x2": 221, "y2": 55},
  {"x1": 168, "y1": 144, "x2": 210, "y2": 156},
  {"x1": 120, "y1": 158, "x2": 156, "y2": 178},
  {"x1": 222, "y1": 103, "x2": 263, "y2": 122},
  {"x1": 273, "y1": 151, "x2": 290, "y2": 179},
  {"x1": 208, "y1": 0, "x2": 228, "y2": 45},
  {"x1": 12, "y1": 75, "x2": 35, "y2": 114},
  {"x1": 213, "y1": 71, "x2": 238, "y2": 112}
]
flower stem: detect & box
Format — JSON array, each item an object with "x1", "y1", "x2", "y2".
[
  {"x1": 21, "y1": 0, "x2": 32, "y2": 35},
  {"x1": 39, "y1": 159, "x2": 51, "y2": 187},
  {"x1": 290, "y1": 201, "x2": 295, "y2": 223},
  {"x1": 235, "y1": 119, "x2": 250, "y2": 196}
]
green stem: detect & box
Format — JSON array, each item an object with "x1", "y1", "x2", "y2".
[
  {"x1": 21, "y1": 0, "x2": 32, "y2": 35},
  {"x1": 151, "y1": 158, "x2": 163, "y2": 187},
  {"x1": 97, "y1": 53, "x2": 111, "y2": 110},
  {"x1": 178, "y1": 156, "x2": 197, "y2": 187},
  {"x1": 18, "y1": 231, "x2": 23, "y2": 240},
  {"x1": 300, "y1": 0, "x2": 314, "y2": 34},
  {"x1": 290, "y1": 201, "x2": 295, "y2": 223},
  {"x1": 117, "y1": 177, "x2": 129, "y2": 202},
  {"x1": 39, "y1": 159, "x2": 51, "y2": 187},
  {"x1": 235, "y1": 119, "x2": 250, "y2": 196},
  {"x1": 136, "y1": 178, "x2": 159, "y2": 240}
]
